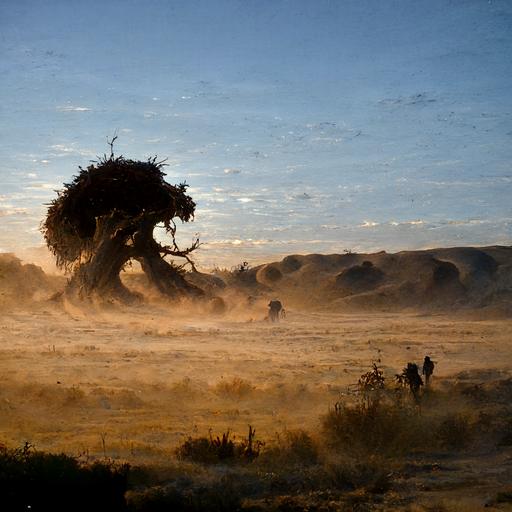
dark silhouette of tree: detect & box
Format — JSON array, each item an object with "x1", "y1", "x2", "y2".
[{"x1": 42, "y1": 146, "x2": 203, "y2": 302}]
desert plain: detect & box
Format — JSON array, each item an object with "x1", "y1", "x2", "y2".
[{"x1": 1, "y1": 247, "x2": 512, "y2": 511}]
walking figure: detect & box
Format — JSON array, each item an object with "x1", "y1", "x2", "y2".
[
  {"x1": 422, "y1": 356, "x2": 435, "y2": 386},
  {"x1": 404, "y1": 363, "x2": 424, "y2": 403},
  {"x1": 268, "y1": 299, "x2": 283, "y2": 322}
]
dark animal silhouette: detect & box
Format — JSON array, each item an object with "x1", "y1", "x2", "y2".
[
  {"x1": 405, "y1": 363, "x2": 424, "y2": 402},
  {"x1": 268, "y1": 300, "x2": 283, "y2": 322},
  {"x1": 422, "y1": 356, "x2": 435, "y2": 386}
]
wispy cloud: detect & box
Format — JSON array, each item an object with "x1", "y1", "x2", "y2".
[
  {"x1": 24, "y1": 182, "x2": 59, "y2": 190},
  {"x1": 49, "y1": 144, "x2": 94, "y2": 157},
  {"x1": 360, "y1": 221, "x2": 379, "y2": 228},
  {"x1": 378, "y1": 92, "x2": 437, "y2": 108},
  {"x1": 56, "y1": 105, "x2": 91, "y2": 112},
  {"x1": 389, "y1": 220, "x2": 425, "y2": 227},
  {"x1": 0, "y1": 207, "x2": 28, "y2": 217},
  {"x1": 205, "y1": 238, "x2": 277, "y2": 248}
]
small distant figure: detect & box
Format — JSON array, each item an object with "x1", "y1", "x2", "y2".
[
  {"x1": 268, "y1": 299, "x2": 283, "y2": 322},
  {"x1": 280, "y1": 308, "x2": 286, "y2": 319},
  {"x1": 405, "y1": 362, "x2": 424, "y2": 402},
  {"x1": 237, "y1": 261, "x2": 250, "y2": 273},
  {"x1": 422, "y1": 356, "x2": 435, "y2": 386}
]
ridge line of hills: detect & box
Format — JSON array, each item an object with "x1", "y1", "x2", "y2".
[{"x1": 1, "y1": 245, "x2": 511, "y2": 314}]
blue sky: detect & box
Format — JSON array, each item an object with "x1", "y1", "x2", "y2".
[{"x1": 1, "y1": 0, "x2": 511, "y2": 268}]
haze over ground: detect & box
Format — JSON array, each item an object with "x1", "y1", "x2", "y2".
[{"x1": 1, "y1": 0, "x2": 511, "y2": 268}]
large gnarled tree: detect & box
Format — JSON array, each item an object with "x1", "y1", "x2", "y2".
[{"x1": 42, "y1": 150, "x2": 203, "y2": 302}]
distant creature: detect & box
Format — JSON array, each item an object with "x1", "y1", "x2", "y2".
[
  {"x1": 405, "y1": 363, "x2": 424, "y2": 402},
  {"x1": 268, "y1": 299, "x2": 283, "y2": 322},
  {"x1": 280, "y1": 308, "x2": 286, "y2": 319},
  {"x1": 237, "y1": 261, "x2": 250, "y2": 273},
  {"x1": 422, "y1": 356, "x2": 435, "y2": 386}
]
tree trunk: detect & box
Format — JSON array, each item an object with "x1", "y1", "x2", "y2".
[
  {"x1": 133, "y1": 222, "x2": 203, "y2": 298},
  {"x1": 67, "y1": 215, "x2": 138, "y2": 302},
  {"x1": 66, "y1": 215, "x2": 203, "y2": 302}
]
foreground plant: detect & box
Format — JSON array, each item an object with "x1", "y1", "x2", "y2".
[
  {"x1": 0, "y1": 442, "x2": 129, "y2": 512},
  {"x1": 176, "y1": 425, "x2": 261, "y2": 464}
]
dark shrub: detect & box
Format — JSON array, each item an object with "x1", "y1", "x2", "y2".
[
  {"x1": 435, "y1": 414, "x2": 472, "y2": 450},
  {"x1": 322, "y1": 400, "x2": 426, "y2": 457},
  {"x1": 260, "y1": 430, "x2": 318, "y2": 466},
  {"x1": 176, "y1": 427, "x2": 260, "y2": 464},
  {"x1": 325, "y1": 457, "x2": 392, "y2": 494},
  {"x1": 0, "y1": 443, "x2": 129, "y2": 512},
  {"x1": 127, "y1": 476, "x2": 242, "y2": 512}
]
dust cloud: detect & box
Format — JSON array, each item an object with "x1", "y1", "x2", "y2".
[{"x1": 1, "y1": 247, "x2": 512, "y2": 509}]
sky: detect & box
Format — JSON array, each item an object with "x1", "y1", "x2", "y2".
[{"x1": 1, "y1": 0, "x2": 511, "y2": 269}]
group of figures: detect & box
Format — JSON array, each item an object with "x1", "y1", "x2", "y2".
[
  {"x1": 262, "y1": 299, "x2": 437, "y2": 405},
  {"x1": 399, "y1": 356, "x2": 435, "y2": 402}
]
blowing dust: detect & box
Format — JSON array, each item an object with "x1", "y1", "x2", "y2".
[{"x1": 1, "y1": 250, "x2": 511, "y2": 460}]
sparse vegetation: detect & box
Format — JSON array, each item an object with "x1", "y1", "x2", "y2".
[
  {"x1": 322, "y1": 364, "x2": 484, "y2": 458},
  {"x1": 1, "y1": 299, "x2": 511, "y2": 511},
  {"x1": 214, "y1": 377, "x2": 255, "y2": 398},
  {"x1": 260, "y1": 429, "x2": 318, "y2": 466},
  {"x1": 323, "y1": 397, "x2": 424, "y2": 457},
  {"x1": 176, "y1": 426, "x2": 261, "y2": 464},
  {"x1": 2, "y1": 360, "x2": 512, "y2": 511}
]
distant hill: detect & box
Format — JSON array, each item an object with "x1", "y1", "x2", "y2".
[
  {"x1": 3, "y1": 246, "x2": 511, "y2": 315},
  {"x1": 0, "y1": 253, "x2": 64, "y2": 306},
  {"x1": 211, "y1": 246, "x2": 512, "y2": 314}
]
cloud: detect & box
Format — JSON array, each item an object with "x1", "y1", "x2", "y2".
[
  {"x1": 0, "y1": 207, "x2": 28, "y2": 217},
  {"x1": 378, "y1": 92, "x2": 437, "y2": 108},
  {"x1": 205, "y1": 238, "x2": 274, "y2": 248},
  {"x1": 224, "y1": 168, "x2": 241, "y2": 175},
  {"x1": 50, "y1": 144, "x2": 74, "y2": 154},
  {"x1": 439, "y1": 219, "x2": 489, "y2": 227},
  {"x1": 49, "y1": 144, "x2": 94, "y2": 157},
  {"x1": 57, "y1": 105, "x2": 91, "y2": 112},
  {"x1": 293, "y1": 192, "x2": 312, "y2": 200},
  {"x1": 360, "y1": 221, "x2": 379, "y2": 228},
  {"x1": 389, "y1": 220, "x2": 425, "y2": 227},
  {"x1": 24, "y1": 182, "x2": 59, "y2": 190}
]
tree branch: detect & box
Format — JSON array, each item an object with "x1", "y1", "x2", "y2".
[{"x1": 157, "y1": 237, "x2": 201, "y2": 272}]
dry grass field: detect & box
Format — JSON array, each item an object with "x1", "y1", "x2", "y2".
[{"x1": 1, "y1": 298, "x2": 512, "y2": 510}]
